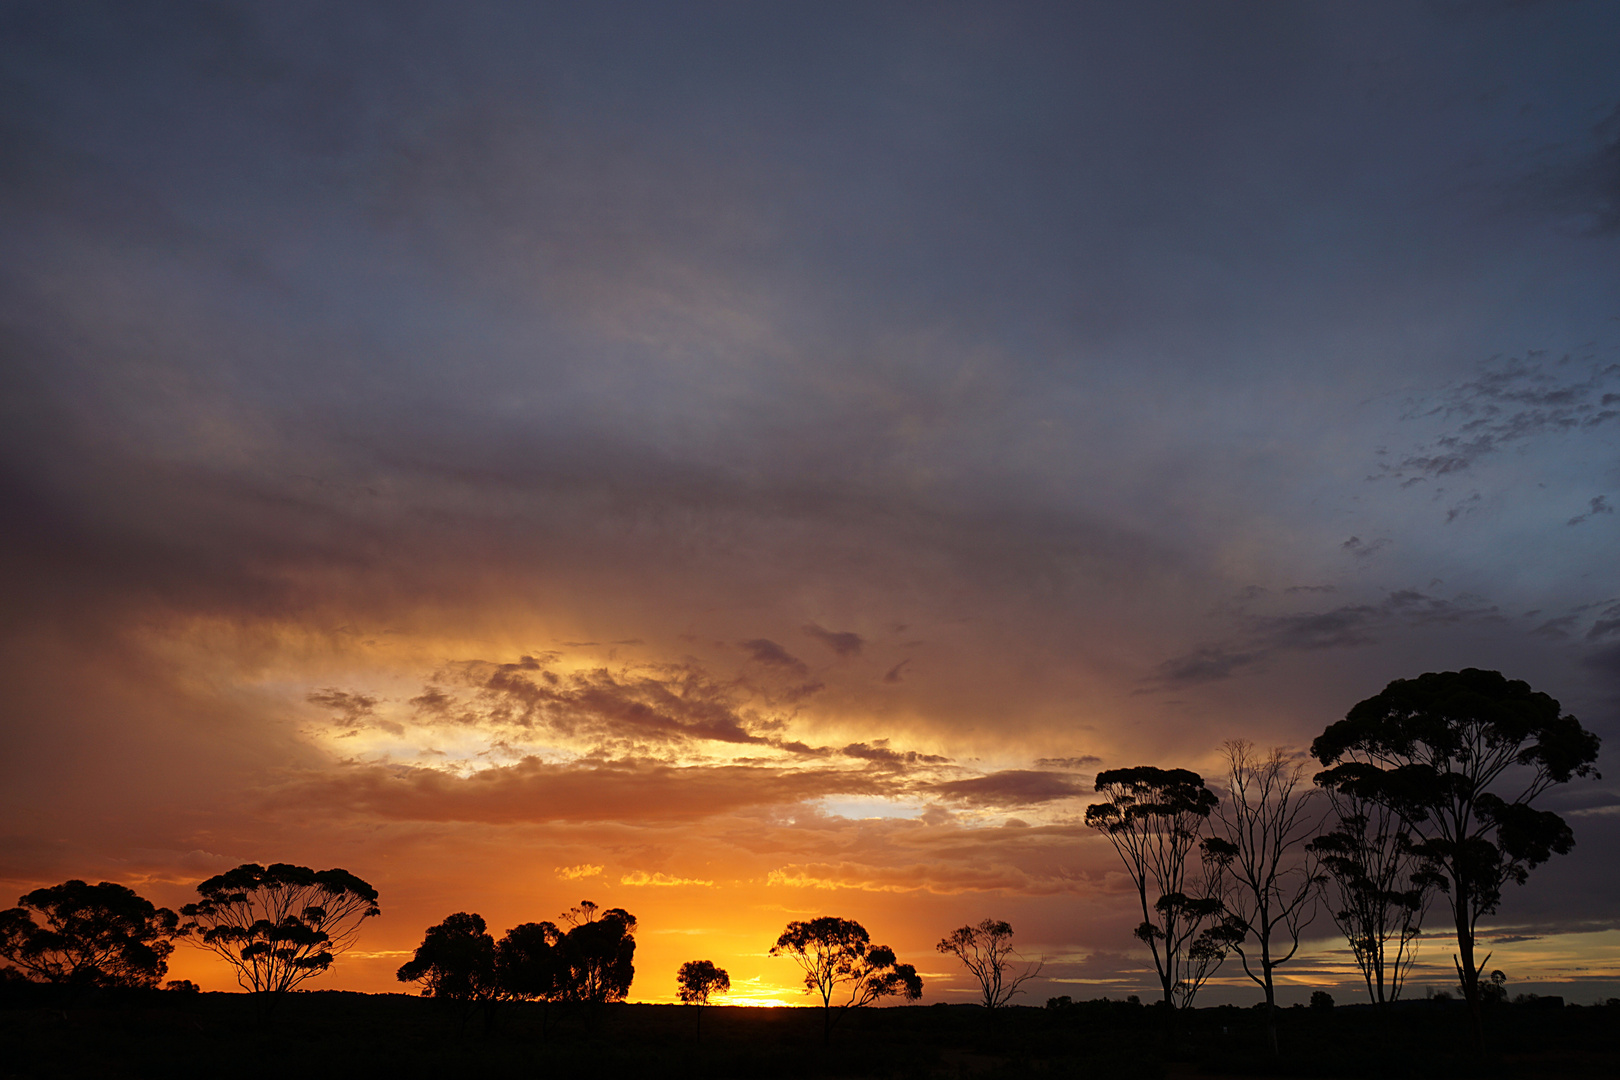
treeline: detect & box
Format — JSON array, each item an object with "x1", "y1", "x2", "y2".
[{"x1": 0, "y1": 668, "x2": 1603, "y2": 1059}]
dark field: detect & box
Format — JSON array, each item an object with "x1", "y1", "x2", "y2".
[{"x1": 2, "y1": 990, "x2": 1616, "y2": 1080}]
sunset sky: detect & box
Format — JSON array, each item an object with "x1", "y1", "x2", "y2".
[{"x1": 2, "y1": 1, "x2": 1618, "y2": 1007}]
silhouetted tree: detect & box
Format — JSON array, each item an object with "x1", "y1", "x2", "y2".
[
  {"x1": 1312, "y1": 669, "x2": 1601, "y2": 1048},
  {"x1": 1308, "y1": 783, "x2": 1437, "y2": 1009},
  {"x1": 496, "y1": 920, "x2": 564, "y2": 1038},
  {"x1": 177, "y1": 863, "x2": 379, "y2": 994},
  {"x1": 677, "y1": 959, "x2": 730, "y2": 1040},
  {"x1": 1085, "y1": 766, "x2": 1233, "y2": 1012},
  {"x1": 397, "y1": 912, "x2": 500, "y2": 1005},
  {"x1": 497, "y1": 920, "x2": 563, "y2": 1000},
  {"x1": 0, "y1": 880, "x2": 178, "y2": 990},
  {"x1": 771, "y1": 916, "x2": 922, "y2": 1041},
  {"x1": 1201, "y1": 741, "x2": 1323, "y2": 1057},
  {"x1": 555, "y1": 901, "x2": 636, "y2": 1004},
  {"x1": 936, "y1": 918, "x2": 1043, "y2": 1009},
  {"x1": 677, "y1": 958, "x2": 730, "y2": 1005}
]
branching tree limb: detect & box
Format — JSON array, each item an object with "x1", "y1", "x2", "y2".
[{"x1": 1202, "y1": 741, "x2": 1324, "y2": 1057}]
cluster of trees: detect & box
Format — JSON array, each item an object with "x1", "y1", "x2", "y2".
[
  {"x1": 393, "y1": 908, "x2": 931, "y2": 1043},
  {"x1": 0, "y1": 862, "x2": 380, "y2": 996},
  {"x1": 392, "y1": 909, "x2": 1044, "y2": 1044},
  {"x1": 395, "y1": 901, "x2": 637, "y2": 1022},
  {"x1": 1085, "y1": 668, "x2": 1601, "y2": 1055}
]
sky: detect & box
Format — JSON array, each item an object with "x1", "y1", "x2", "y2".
[{"x1": 2, "y1": 0, "x2": 1618, "y2": 1007}]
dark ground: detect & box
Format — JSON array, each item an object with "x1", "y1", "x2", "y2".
[{"x1": 1, "y1": 987, "x2": 1615, "y2": 1079}]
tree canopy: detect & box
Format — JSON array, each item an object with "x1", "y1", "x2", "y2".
[
  {"x1": 676, "y1": 959, "x2": 730, "y2": 1005},
  {"x1": 1312, "y1": 669, "x2": 1600, "y2": 1043},
  {"x1": 554, "y1": 901, "x2": 636, "y2": 1004},
  {"x1": 396, "y1": 912, "x2": 500, "y2": 1003},
  {"x1": 177, "y1": 862, "x2": 380, "y2": 993},
  {"x1": 497, "y1": 920, "x2": 564, "y2": 1002},
  {"x1": 0, "y1": 880, "x2": 177, "y2": 989},
  {"x1": 771, "y1": 916, "x2": 922, "y2": 1041},
  {"x1": 1086, "y1": 766, "x2": 1233, "y2": 1010}
]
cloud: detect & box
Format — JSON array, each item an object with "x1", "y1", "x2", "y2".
[
  {"x1": 764, "y1": 861, "x2": 1048, "y2": 896},
  {"x1": 1035, "y1": 756, "x2": 1102, "y2": 771},
  {"x1": 1148, "y1": 646, "x2": 1260, "y2": 688},
  {"x1": 307, "y1": 688, "x2": 380, "y2": 723},
  {"x1": 1341, "y1": 536, "x2": 1390, "y2": 559},
  {"x1": 840, "y1": 742, "x2": 948, "y2": 767},
  {"x1": 1377, "y1": 358, "x2": 1619, "y2": 491},
  {"x1": 619, "y1": 870, "x2": 715, "y2": 887},
  {"x1": 803, "y1": 623, "x2": 864, "y2": 657},
  {"x1": 882, "y1": 660, "x2": 911, "y2": 684},
  {"x1": 739, "y1": 639, "x2": 810, "y2": 675},
  {"x1": 556, "y1": 863, "x2": 603, "y2": 880},
  {"x1": 265, "y1": 756, "x2": 899, "y2": 825},
  {"x1": 1586, "y1": 619, "x2": 1620, "y2": 642},
  {"x1": 405, "y1": 656, "x2": 806, "y2": 753},
  {"x1": 930, "y1": 770, "x2": 1088, "y2": 808},
  {"x1": 1532, "y1": 615, "x2": 1581, "y2": 641},
  {"x1": 1149, "y1": 589, "x2": 1503, "y2": 688},
  {"x1": 1568, "y1": 495, "x2": 1614, "y2": 527}
]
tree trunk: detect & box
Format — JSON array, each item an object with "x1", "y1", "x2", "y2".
[
  {"x1": 1260, "y1": 935, "x2": 1279, "y2": 1059},
  {"x1": 1263, "y1": 981, "x2": 1279, "y2": 1058},
  {"x1": 1452, "y1": 891, "x2": 1484, "y2": 1052}
]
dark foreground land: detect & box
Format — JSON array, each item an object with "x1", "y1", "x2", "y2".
[{"x1": 2, "y1": 989, "x2": 1616, "y2": 1080}]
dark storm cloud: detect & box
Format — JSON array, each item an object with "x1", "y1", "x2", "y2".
[
  {"x1": 1149, "y1": 589, "x2": 1504, "y2": 689},
  {"x1": 1377, "y1": 357, "x2": 1620, "y2": 486},
  {"x1": 803, "y1": 623, "x2": 864, "y2": 657},
  {"x1": 1034, "y1": 756, "x2": 1102, "y2": 771},
  {"x1": 1567, "y1": 495, "x2": 1614, "y2": 527},
  {"x1": 1341, "y1": 537, "x2": 1390, "y2": 559},
  {"x1": 930, "y1": 770, "x2": 1087, "y2": 808},
  {"x1": 268, "y1": 756, "x2": 896, "y2": 825},
  {"x1": 1532, "y1": 615, "x2": 1581, "y2": 641},
  {"x1": 405, "y1": 656, "x2": 832, "y2": 752},
  {"x1": 307, "y1": 688, "x2": 379, "y2": 723},
  {"x1": 739, "y1": 639, "x2": 809, "y2": 675},
  {"x1": 839, "y1": 742, "x2": 947, "y2": 768}
]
